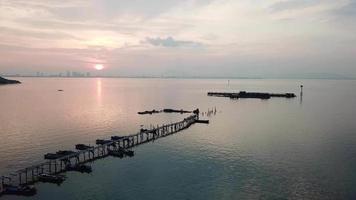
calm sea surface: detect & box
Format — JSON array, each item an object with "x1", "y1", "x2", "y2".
[{"x1": 1, "y1": 78, "x2": 356, "y2": 200}]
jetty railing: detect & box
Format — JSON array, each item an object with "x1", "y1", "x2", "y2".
[{"x1": 1, "y1": 113, "x2": 201, "y2": 188}]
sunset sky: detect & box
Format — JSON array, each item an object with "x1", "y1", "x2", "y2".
[{"x1": 0, "y1": 0, "x2": 355, "y2": 78}]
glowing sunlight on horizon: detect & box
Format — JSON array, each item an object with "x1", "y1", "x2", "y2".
[{"x1": 94, "y1": 64, "x2": 104, "y2": 71}]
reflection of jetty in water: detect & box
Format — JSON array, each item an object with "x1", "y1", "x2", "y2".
[
  {"x1": 208, "y1": 91, "x2": 296, "y2": 99},
  {"x1": 0, "y1": 109, "x2": 207, "y2": 197}
]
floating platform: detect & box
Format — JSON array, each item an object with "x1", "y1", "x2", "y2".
[
  {"x1": 96, "y1": 139, "x2": 112, "y2": 145},
  {"x1": 196, "y1": 120, "x2": 209, "y2": 124},
  {"x1": 207, "y1": 91, "x2": 296, "y2": 99},
  {"x1": 66, "y1": 164, "x2": 92, "y2": 173},
  {"x1": 1, "y1": 184, "x2": 36, "y2": 196},
  {"x1": 122, "y1": 149, "x2": 134, "y2": 157},
  {"x1": 108, "y1": 149, "x2": 124, "y2": 158},
  {"x1": 44, "y1": 150, "x2": 76, "y2": 160},
  {"x1": 38, "y1": 174, "x2": 66, "y2": 184},
  {"x1": 163, "y1": 109, "x2": 191, "y2": 114},
  {"x1": 75, "y1": 144, "x2": 93, "y2": 151},
  {"x1": 108, "y1": 148, "x2": 134, "y2": 158}
]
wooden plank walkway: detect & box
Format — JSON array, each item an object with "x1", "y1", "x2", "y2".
[{"x1": 1, "y1": 113, "x2": 202, "y2": 188}]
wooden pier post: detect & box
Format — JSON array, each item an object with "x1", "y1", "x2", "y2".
[
  {"x1": 19, "y1": 172, "x2": 22, "y2": 185},
  {"x1": 1, "y1": 176, "x2": 4, "y2": 192},
  {"x1": 60, "y1": 161, "x2": 63, "y2": 172},
  {"x1": 25, "y1": 169, "x2": 28, "y2": 184},
  {"x1": 31, "y1": 168, "x2": 35, "y2": 182},
  {"x1": 36, "y1": 166, "x2": 39, "y2": 177},
  {"x1": 48, "y1": 161, "x2": 52, "y2": 174},
  {"x1": 54, "y1": 160, "x2": 58, "y2": 173}
]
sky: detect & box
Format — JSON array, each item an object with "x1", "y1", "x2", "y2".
[{"x1": 0, "y1": 0, "x2": 356, "y2": 78}]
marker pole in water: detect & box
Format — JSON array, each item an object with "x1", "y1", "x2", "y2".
[{"x1": 300, "y1": 85, "x2": 303, "y2": 96}]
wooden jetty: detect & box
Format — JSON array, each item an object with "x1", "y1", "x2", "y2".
[
  {"x1": 207, "y1": 91, "x2": 296, "y2": 99},
  {"x1": 0, "y1": 111, "x2": 205, "y2": 194},
  {"x1": 138, "y1": 110, "x2": 160, "y2": 115},
  {"x1": 137, "y1": 108, "x2": 192, "y2": 115}
]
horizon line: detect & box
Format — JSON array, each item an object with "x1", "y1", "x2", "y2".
[{"x1": 2, "y1": 75, "x2": 356, "y2": 80}]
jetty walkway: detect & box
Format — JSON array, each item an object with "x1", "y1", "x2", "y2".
[{"x1": 1, "y1": 111, "x2": 206, "y2": 193}]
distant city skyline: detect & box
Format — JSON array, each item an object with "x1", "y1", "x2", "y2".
[{"x1": 1, "y1": 0, "x2": 356, "y2": 78}]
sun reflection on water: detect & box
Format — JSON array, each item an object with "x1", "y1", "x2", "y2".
[{"x1": 96, "y1": 78, "x2": 102, "y2": 106}]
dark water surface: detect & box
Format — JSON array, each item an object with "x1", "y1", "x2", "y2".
[{"x1": 1, "y1": 78, "x2": 356, "y2": 199}]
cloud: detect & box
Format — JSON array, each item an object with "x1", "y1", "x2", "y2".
[
  {"x1": 333, "y1": 1, "x2": 356, "y2": 16},
  {"x1": 268, "y1": 0, "x2": 347, "y2": 13},
  {"x1": 269, "y1": 0, "x2": 320, "y2": 12},
  {"x1": 269, "y1": 0, "x2": 345, "y2": 12},
  {"x1": 0, "y1": 26, "x2": 81, "y2": 40},
  {"x1": 145, "y1": 36, "x2": 202, "y2": 47}
]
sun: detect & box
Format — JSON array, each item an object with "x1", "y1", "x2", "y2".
[{"x1": 94, "y1": 64, "x2": 104, "y2": 70}]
